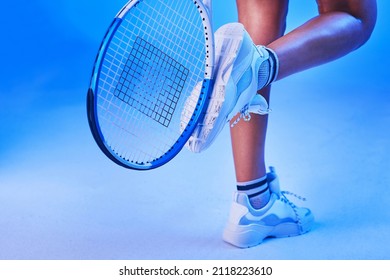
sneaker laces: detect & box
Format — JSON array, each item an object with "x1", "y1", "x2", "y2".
[
  {"x1": 281, "y1": 191, "x2": 307, "y2": 202},
  {"x1": 279, "y1": 190, "x2": 307, "y2": 232},
  {"x1": 230, "y1": 95, "x2": 271, "y2": 128}
]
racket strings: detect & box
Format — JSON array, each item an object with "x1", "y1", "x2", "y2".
[
  {"x1": 96, "y1": 0, "x2": 210, "y2": 165},
  {"x1": 114, "y1": 37, "x2": 189, "y2": 128}
]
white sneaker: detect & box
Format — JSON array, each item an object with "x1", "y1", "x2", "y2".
[
  {"x1": 223, "y1": 167, "x2": 314, "y2": 248},
  {"x1": 185, "y1": 22, "x2": 278, "y2": 153}
]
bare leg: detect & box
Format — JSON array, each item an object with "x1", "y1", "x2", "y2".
[
  {"x1": 231, "y1": 0, "x2": 377, "y2": 184},
  {"x1": 272, "y1": 0, "x2": 377, "y2": 80},
  {"x1": 224, "y1": 1, "x2": 376, "y2": 246},
  {"x1": 232, "y1": 0, "x2": 288, "y2": 183}
]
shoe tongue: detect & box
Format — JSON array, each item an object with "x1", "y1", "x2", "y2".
[{"x1": 267, "y1": 172, "x2": 280, "y2": 195}]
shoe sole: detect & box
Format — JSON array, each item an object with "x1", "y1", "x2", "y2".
[
  {"x1": 223, "y1": 212, "x2": 315, "y2": 248},
  {"x1": 187, "y1": 23, "x2": 247, "y2": 152}
]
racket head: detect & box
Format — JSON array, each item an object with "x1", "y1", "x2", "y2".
[{"x1": 87, "y1": 0, "x2": 214, "y2": 170}]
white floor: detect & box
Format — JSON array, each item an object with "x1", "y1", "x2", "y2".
[
  {"x1": 1, "y1": 1, "x2": 389, "y2": 261},
  {"x1": 1, "y1": 62, "x2": 389, "y2": 260}
]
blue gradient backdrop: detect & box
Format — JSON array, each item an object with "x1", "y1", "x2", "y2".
[{"x1": 0, "y1": 0, "x2": 389, "y2": 260}]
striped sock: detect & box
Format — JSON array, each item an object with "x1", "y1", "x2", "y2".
[{"x1": 237, "y1": 175, "x2": 270, "y2": 209}]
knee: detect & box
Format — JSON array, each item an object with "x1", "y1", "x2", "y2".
[
  {"x1": 317, "y1": 0, "x2": 377, "y2": 45},
  {"x1": 236, "y1": 0, "x2": 289, "y2": 44}
]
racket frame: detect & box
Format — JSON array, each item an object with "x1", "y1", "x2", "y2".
[{"x1": 87, "y1": 0, "x2": 214, "y2": 170}]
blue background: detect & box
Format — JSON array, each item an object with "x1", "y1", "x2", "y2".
[{"x1": 0, "y1": 0, "x2": 389, "y2": 260}]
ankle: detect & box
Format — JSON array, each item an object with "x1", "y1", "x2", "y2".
[
  {"x1": 237, "y1": 174, "x2": 270, "y2": 209},
  {"x1": 256, "y1": 46, "x2": 279, "y2": 89},
  {"x1": 249, "y1": 190, "x2": 271, "y2": 209}
]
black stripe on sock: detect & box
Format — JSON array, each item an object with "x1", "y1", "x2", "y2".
[
  {"x1": 237, "y1": 178, "x2": 268, "y2": 191},
  {"x1": 247, "y1": 186, "x2": 270, "y2": 198}
]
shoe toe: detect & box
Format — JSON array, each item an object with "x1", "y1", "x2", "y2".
[{"x1": 296, "y1": 207, "x2": 314, "y2": 233}]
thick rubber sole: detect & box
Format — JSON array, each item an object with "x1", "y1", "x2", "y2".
[
  {"x1": 223, "y1": 211, "x2": 315, "y2": 248},
  {"x1": 187, "y1": 23, "x2": 249, "y2": 153}
]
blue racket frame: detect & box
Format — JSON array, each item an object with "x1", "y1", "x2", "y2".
[{"x1": 87, "y1": 0, "x2": 214, "y2": 170}]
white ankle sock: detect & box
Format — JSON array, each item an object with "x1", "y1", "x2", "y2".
[{"x1": 237, "y1": 175, "x2": 270, "y2": 209}]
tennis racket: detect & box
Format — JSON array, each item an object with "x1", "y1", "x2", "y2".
[{"x1": 87, "y1": 0, "x2": 214, "y2": 170}]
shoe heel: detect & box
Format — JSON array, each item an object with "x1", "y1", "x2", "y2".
[{"x1": 223, "y1": 223, "x2": 272, "y2": 248}]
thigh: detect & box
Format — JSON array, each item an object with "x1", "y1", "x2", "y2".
[{"x1": 236, "y1": 0, "x2": 289, "y2": 45}]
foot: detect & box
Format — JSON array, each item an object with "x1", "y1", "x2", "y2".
[
  {"x1": 223, "y1": 167, "x2": 314, "y2": 248},
  {"x1": 185, "y1": 23, "x2": 277, "y2": 153}
]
